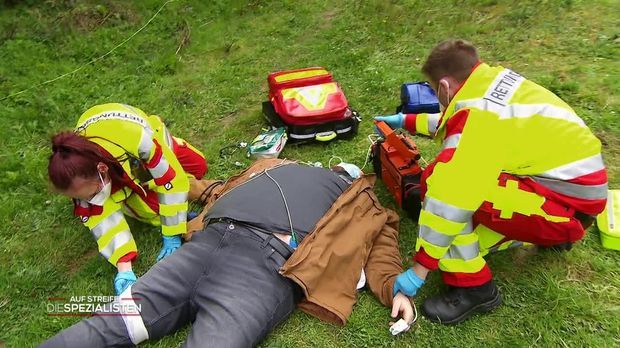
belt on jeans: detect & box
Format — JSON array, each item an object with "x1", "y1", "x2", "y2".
[{"x1": 206, "y1": 218, "x2": 294, "y2": 266}]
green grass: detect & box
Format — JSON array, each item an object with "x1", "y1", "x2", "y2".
[{"x1": 1, "y1": 0, "x2": 619, "y2": 346}]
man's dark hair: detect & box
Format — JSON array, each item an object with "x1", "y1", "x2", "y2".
[{"x1": 421, "y1": 39, "x2": 479, "y2": 85}]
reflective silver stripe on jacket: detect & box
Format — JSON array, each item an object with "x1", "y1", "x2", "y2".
[
  {"x1": 161, "y1": 211, "x2": 187, "y2": 226},
  {"x1": 117, "y1": 285, "x2": 149, "y2": 344},
  {"x1": 149, "y1": 157, "x2": 171, "y2": 179},
  {"x1": 455, "y1": 100, "x2": 585, "y2": 127},
  {"x1": 531, "y1": 176, "x2": 608, "y2": 200},
  {"x1": 100, "y1": 230, "x2": 133, "y2": 259},
  {"x1": 424, "y1": 197, "x2": 473, "y2": 223},
  {"x1": 539, "y1": 154, "x2": 605, "y2": 181},
  {"x1": 91, "y1": 210, "x2": 124, "y2": 239},
  {"x1": 164, "y1": 126, "x2": 174, "y2": 148},
  {"x1": 158, "y1": 192, "x2": 188, "y2": 205},
  {"x1": 138, "y1": 128, "x2": 154, "y2": 160},
  {"x1": 419, "y1": 226, "x2": 454, "y2": 247}
]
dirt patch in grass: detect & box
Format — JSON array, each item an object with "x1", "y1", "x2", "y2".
[
  {"x1": 565, "y1": 260, "x2": 596, "y2": 283},
  {"x1": 320, "y1": 8, "x2": 339, "y2": 29},
  {"x1": 56, "y1": 2, "x2": 140, "y2": 32}
]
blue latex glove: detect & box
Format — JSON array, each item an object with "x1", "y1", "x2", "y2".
[
  {"x1": 156, "y1": 235, "x2": 182, "y2": 262},
  {"x1": 374, "y1": 113, "x2": 406, "y2": 134},
  {"x1": 393, "y1": 268, "x2": 425, "y2": 297},
  {"x1": 114, "y1": 270, "x2": 137, "y2": 295}
]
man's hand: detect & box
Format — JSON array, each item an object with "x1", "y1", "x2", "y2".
[
  {"x1": 374, "y1": 113, "x2": 406, "y2": 133},
  {"x1": 157, "y1": 235, "x2": 182, "y2": 262},
  {"x1": 393, "y1": 268, "x2": 425, "y2": 297},
  {"x1": 391, "y1": 292, "x2": 415, "y2": 325},
  {"x1": 114, "y1": 270, "x2": 137, "y2": 295}
]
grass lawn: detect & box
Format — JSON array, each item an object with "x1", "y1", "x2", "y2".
[{"x1": 1, "y1": 0, "x2": 619, "y2": 346}]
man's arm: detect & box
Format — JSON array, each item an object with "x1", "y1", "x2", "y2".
[{"x1": 364, "y1": 207, "x2": 403, "y2": 307}]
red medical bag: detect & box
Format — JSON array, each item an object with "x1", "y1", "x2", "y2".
[
  {"x1": 371, "y1": 121, "x2": 424, "y2": 220},
  {"x1": 263, "y1": 67, "x2": 360, "y2": 142}
]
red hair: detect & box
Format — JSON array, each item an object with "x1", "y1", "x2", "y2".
[{"x1": 48, "y1": 132, "x2": 126, "y2": 191}]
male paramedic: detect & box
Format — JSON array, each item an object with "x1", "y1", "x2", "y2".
[
  {"x1": 375, "y1": 39, "x2": 608, "y2": 324},
  {"x1": 40, "y1": 159, "x2": 413, "y2": 347}
]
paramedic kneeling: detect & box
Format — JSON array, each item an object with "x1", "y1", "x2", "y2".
[
  {"x1": 375, "y1": 39, "x2": 608, "y2": 324},
  {"x1": 40, "y1": 160, "x2": 412, "y2": 347}
]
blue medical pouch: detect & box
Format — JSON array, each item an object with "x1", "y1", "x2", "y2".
[{"x1": 399, "y1": 82, "x2": 440, "y2": 114}]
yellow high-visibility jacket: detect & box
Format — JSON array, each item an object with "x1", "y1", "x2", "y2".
[
  {"x1": 74, "y1": 103, "x2": 190, "y2": 265},
  {"x1": 408, "y1": 63, "x2": 607, "y2": 273}
]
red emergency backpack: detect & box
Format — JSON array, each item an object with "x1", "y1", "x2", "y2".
[{"x1": 262, "y1": 67, "x2": 360, "y2": 142}]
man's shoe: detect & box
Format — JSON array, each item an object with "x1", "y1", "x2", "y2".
[{"x1": 422, "y1": 280, "x2": 502, "y2": 325}]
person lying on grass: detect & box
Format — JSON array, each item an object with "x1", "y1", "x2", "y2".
[{"x1": 41, "y1": 159, "x2": 414, "y2": 347}]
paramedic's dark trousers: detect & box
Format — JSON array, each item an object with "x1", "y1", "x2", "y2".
[{"x1": 40, "y1": 222, "x2": 301, "y2": 348}]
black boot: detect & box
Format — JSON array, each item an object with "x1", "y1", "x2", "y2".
[{"x1": 422, "y1": 280, "x2": 502, "y2": 325}]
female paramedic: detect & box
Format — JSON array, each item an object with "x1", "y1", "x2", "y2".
[{"x1": 48, "y1": 103, "x2": 207, "y2": 295}]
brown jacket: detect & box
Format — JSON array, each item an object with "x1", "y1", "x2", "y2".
[{"x1": 187, "y1": 159, "x2": 403, "y2": 325}]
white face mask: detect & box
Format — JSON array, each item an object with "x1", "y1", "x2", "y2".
[
  {"x1": 337, "y1": 162, "x2": 363, "y2": 179},
  {"x1": 88, "y1": 171, "x2": 111, "y2": 206}
]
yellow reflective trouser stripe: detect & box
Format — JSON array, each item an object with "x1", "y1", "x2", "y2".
[
  {"x1": 419, "y1": 210, "x2": 468, "y2": 236},
  {"x1": 423, "y1": 197, "x2": 473, "y2": 223},
  {"x1": 445, "y1": 242, "x2": 479, "y2": 260},
  {"x1": 419, "y1": 226, "x2": 453, "y2": 247},
  {"x1": 416, "y1": 237, "x2": 449, "y2": 258},
  {"x1": 475, "y1": 224, "x2": 505, "y2": 256},
  {"x1": 439, "y1": 225, "x2": 485, "y2": 273},
  {"x1": 439, "y1": 255, "x2": 486, "y2": 273}
]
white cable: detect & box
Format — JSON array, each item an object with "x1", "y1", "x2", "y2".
[
  {"x1": 419, "y1": 155, "x2": 428, "y2": 166},
  {"x1": 360, "y1": 133, "x2": 380, "y2": 171},
  {"x1": 264, "y1": 170, "x2": 295, "y2": 237},
  {"x1": 1, "y1": 0, "x2": 178, "y2": 101},
  {"x1": 328, "y1": 156, "x2": 343, "y2": 168}
]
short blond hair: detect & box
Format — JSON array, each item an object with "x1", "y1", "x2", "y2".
[{"x1": 422, "y1": 39, "x2": 479, "y2": 85}]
